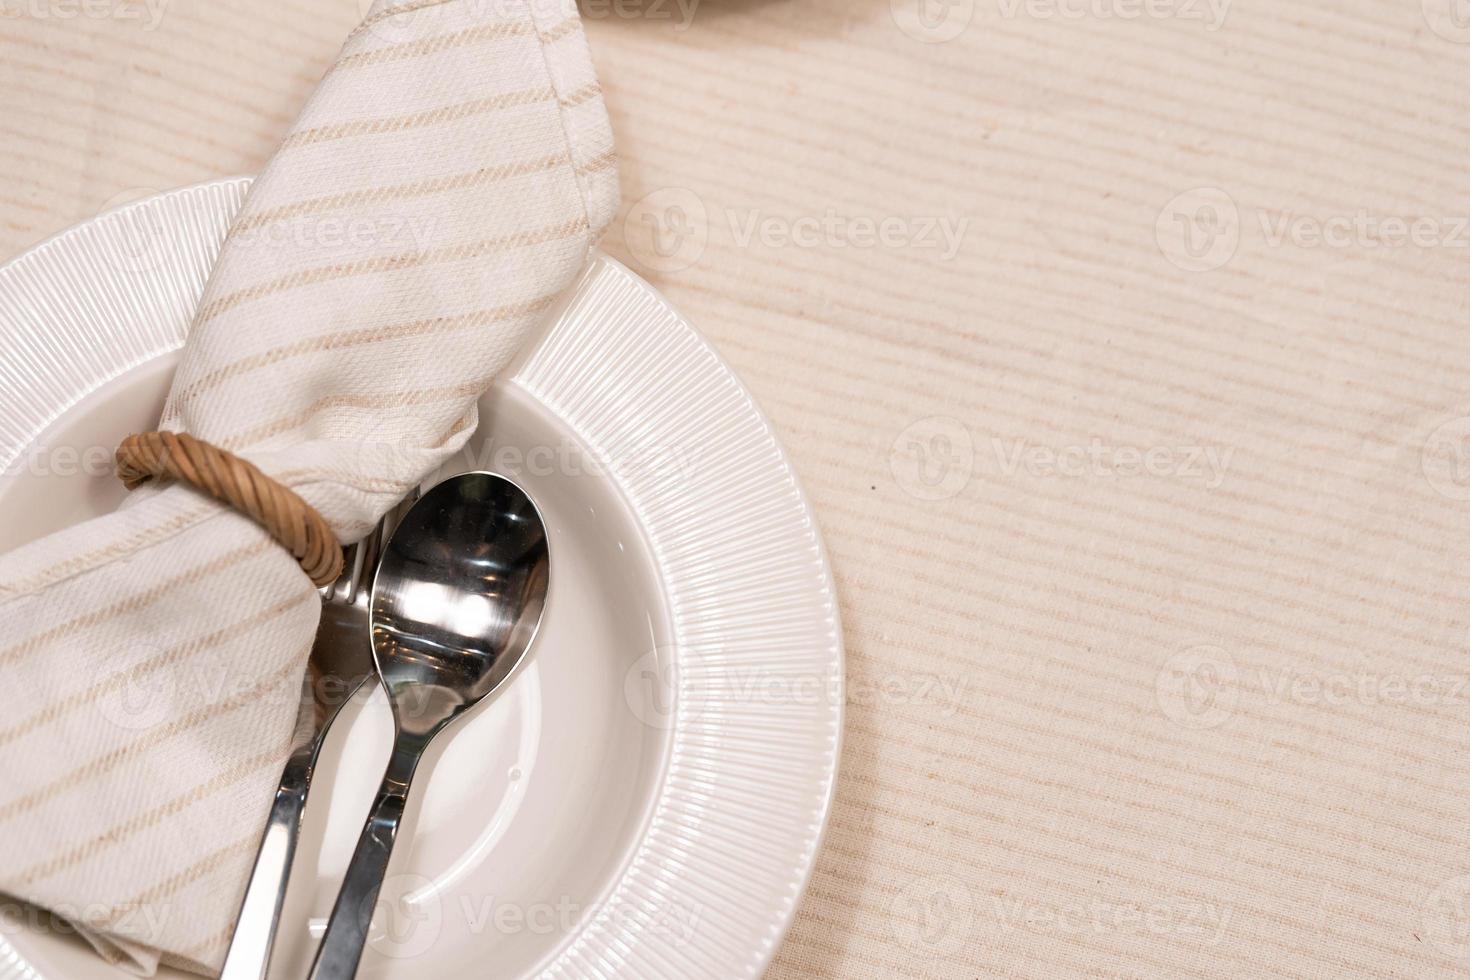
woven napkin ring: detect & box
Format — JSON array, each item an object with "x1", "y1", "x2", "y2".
[{"x1": 115, "y1": 432, "x2": 343, "y2": 587}]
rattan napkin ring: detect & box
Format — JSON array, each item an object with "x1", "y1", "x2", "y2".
[{"x1": 115, "y1": 431, "x2": 343, "y2": 587}]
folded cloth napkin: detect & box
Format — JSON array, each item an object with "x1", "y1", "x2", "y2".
[{"x1": 0, "y1": 0, "x2": 617, "y2": 973}]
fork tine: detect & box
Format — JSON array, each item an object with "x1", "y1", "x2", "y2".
[
  {"x1": 342, "y1": 538, "x2": 369, "y2": 606},
  {"x1": 319, "y1": 543, "x2": 355, "y2": 605},
  {"x1": 318, "y1": 488, "x2": 426, "y2": 607}
]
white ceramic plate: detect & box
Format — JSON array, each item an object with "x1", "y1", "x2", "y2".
[{"x1": 0, "y1": 180, "x2": 842, "y2": 980}]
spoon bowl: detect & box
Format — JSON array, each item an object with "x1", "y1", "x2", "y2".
[{"x1": 372, "y1": 473, "x2": 549, "y2": 741}]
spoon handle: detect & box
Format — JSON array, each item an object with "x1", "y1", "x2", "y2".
[
  {"x1": 218, "y1": 746, "x2": 310, "y2": 980},
  {"x1": 307, "y1": 739, "x2": 422, "y2": 980}
]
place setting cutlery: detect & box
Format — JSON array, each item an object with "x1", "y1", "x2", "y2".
[
  {"x1": 219, "y1": 473, "x2": 549, "y2": 980},
  {"x1": 0, "y1": 184, "x2": 841, "y2": 979}
]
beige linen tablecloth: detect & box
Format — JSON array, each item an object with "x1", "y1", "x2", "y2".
[{"x1": 5, "y1": 1, "x2": 1470, "y2": 976}]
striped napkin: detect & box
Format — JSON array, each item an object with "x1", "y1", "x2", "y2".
[{"x1": 0, "y1": 0, "x2": 616, "y2": 973}]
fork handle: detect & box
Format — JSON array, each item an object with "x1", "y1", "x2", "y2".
[
  {"x1": 219, "y1": 748, "x2": 311, "y2": 980},
  {"x1": 307, "y1": 736, "x2": 423, "y2": 980}
]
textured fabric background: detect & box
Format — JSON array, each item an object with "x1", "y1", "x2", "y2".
[{"x1": 4, "y1": 0, "x2": 1470, "y2": 977}]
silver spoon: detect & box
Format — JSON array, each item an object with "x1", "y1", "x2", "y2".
[
  {"x1": 220, "y1": 490, "x2": 418, "y2": 980},
  {"x1": 307, "y1": 472, "x2": 550, "y2": 980}
]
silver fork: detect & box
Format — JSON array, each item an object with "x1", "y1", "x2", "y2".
[{"x1": 219, "y1": 492, "x2": 419, "y2": 980}]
